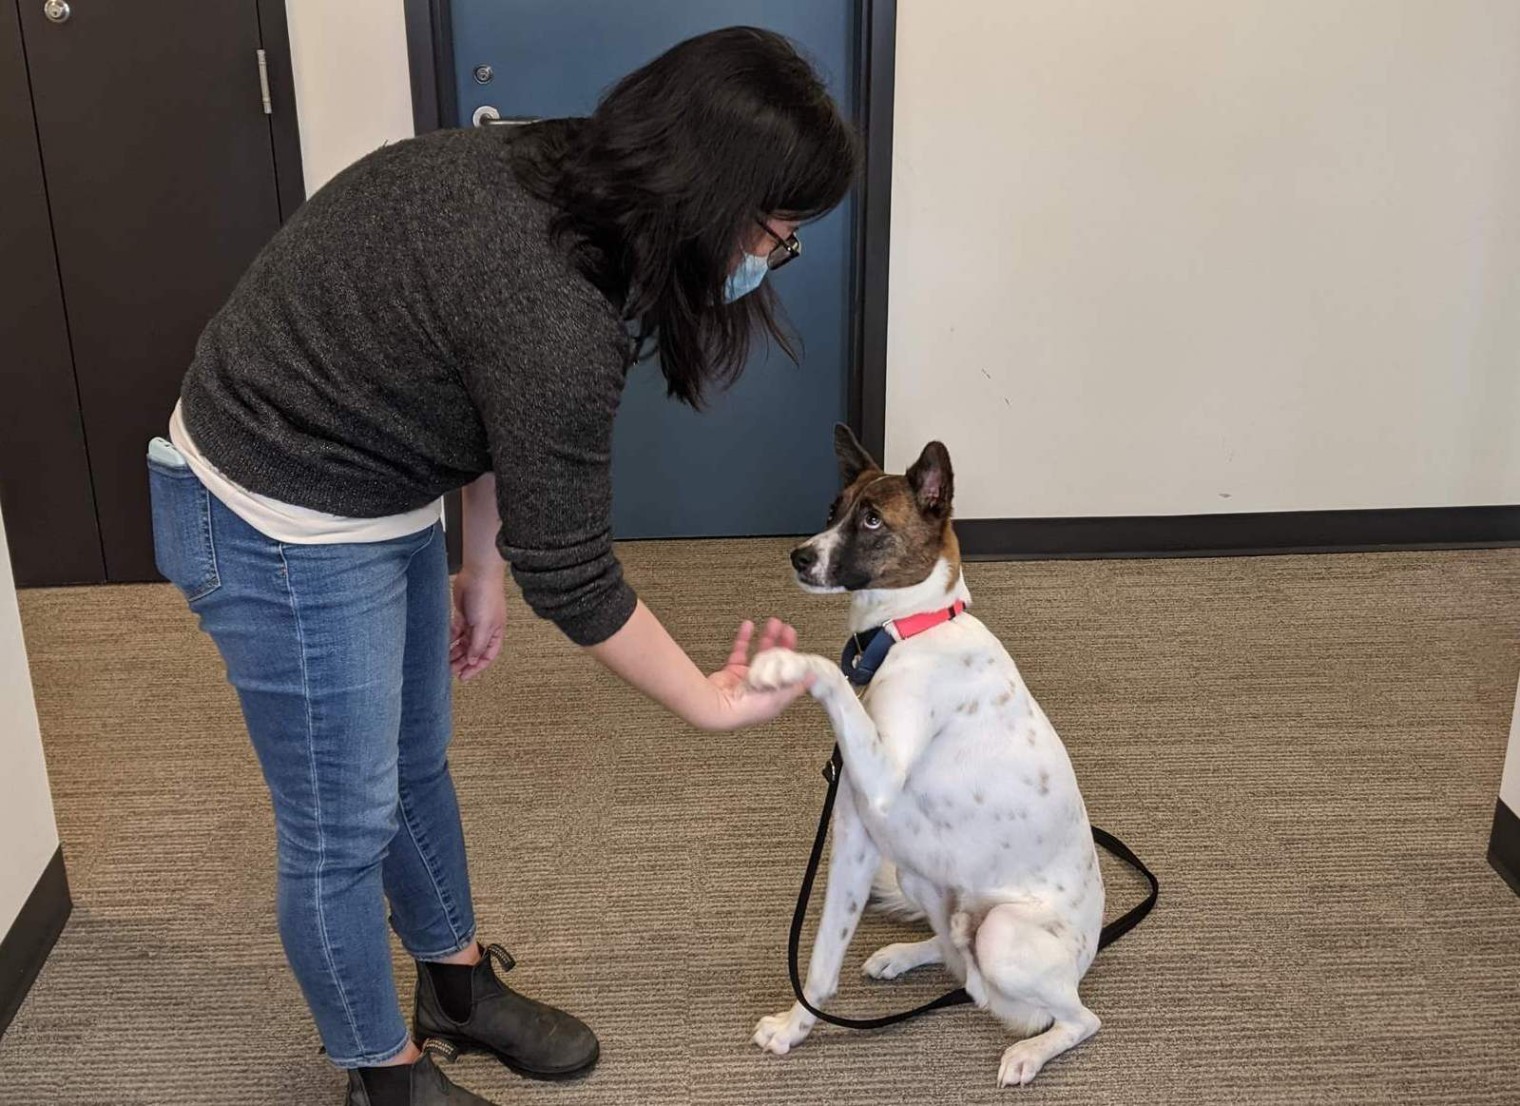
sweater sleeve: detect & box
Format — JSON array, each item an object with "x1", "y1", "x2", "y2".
[{"x1": 455, "y1": 276, "x2": 637, "y2": 647}]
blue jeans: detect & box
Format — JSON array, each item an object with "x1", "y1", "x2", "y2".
[{"x1": 148, "y1": 453, "x2": 476, "y2": 1067}]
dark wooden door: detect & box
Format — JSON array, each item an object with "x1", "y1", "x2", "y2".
[
  {"x1": 0, "y1": 0, "x2": 102, "y2": 586},
  {"x1": 16, "y1": 0, "x2": 288, "y2": 581}
]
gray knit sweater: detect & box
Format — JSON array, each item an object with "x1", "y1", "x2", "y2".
[{"x1": 180, "y1": 127, "x2": 637, "y2": 646}]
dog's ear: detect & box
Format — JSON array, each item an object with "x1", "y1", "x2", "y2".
[
  {"x1": 906, "y1": 441, "x2": 954, "y2": 519},
  {"x1": 834, "y1": 423, "x2": 879, "y2": 486}
]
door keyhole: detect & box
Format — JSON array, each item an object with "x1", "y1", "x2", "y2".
[{"x1": 43, "y1": 0, "x2": 70, "y2": 23}]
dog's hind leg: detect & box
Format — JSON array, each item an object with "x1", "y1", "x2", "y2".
[
  {"x1": 863, "y1": 862, "x2": 940, "y2": 978},
  {"x1": 993, "y1": 985, "x2": 1099, "y2": 1088},
  {"x1": 862, "y1": 938, "x2": 943, "y2": 980},
  {"x1": 868, "y1": 859, "x2": 928, "y2": 923},
  {"x1": 951, "y1": 904, "x2": 1100, "y2": 1087},
  {"x1": 898, "y1": 869, "x2": 967, "y2": 982},
  {"x1": 752, "y1": 778, "x2": 880, "y2": 1057}
]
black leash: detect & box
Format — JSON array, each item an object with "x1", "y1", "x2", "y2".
[{"x1": 788, "y1": 746, "x2": 1159, "y2": 1031}]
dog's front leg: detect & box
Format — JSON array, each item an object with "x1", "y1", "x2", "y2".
[
  {"x1": 749, "y1": 649, "x2": 904, "y2": 814},
  {"x1": 753, "y1": 777, "x2": 880, "y2": 1057}
]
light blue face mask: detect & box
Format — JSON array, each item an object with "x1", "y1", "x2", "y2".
[{"x1": 724, "y1": 251, "x2": 770, "y2": 303}]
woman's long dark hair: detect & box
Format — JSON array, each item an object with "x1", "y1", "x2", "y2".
[{"x1": 510, "y1": 26, "x2": 862, "y2": 406}]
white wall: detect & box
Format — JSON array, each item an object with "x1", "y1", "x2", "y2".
[
  {"x1": 885, "y1": 0, "x2": 1520, "y2": 519},
  {"x1": 285, "y1": 0, "x2": 415, "y2": 197},
  {"x1": 0, "y1": 510, "x2": 60, "y2": 936}
]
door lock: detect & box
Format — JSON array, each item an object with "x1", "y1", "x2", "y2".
[{"x1": 43, "y1": 0, "x2": 70, "y2": 23}]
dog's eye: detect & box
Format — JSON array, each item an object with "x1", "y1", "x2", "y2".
[{"x1": 862, "y1": 510, "x2": 883, "y2": 530}]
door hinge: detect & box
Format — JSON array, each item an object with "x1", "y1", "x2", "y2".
[{"x1": 256, "y1": 48, "x2": 273, "y2": 115}]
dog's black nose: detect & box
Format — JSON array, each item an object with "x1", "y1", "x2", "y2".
[{"x1": 791, "y1": 546, "x2": 818, "y2": 572}]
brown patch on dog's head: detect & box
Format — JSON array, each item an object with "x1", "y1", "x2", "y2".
[{"x1": 789, "y1": 425, "x2": 960, "y2": 592}]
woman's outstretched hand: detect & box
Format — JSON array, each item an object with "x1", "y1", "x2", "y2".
[
  {"x1": 704, "y1": 617, "x2": 814, "y2": 730},
  {"x1": 585, "y1": 601, "x2": 814, "y2": 732}
]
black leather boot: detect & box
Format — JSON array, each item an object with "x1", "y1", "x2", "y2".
[
  {"x1": 413, "y1": 944, "x2": 599, "y2": 1081},
  {"x1": 344, "y1": 1050, "x2": 496, "y2": 1105}
]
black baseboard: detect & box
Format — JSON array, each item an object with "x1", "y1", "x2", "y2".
[
  {"x1": 957, "y1": 504, "x2": 1520, "y2": 561},
  {"x1": 1490, "y1": 800, "x2": 1520, "y2": 899},
  {"x1": 0, "y1": 847, "x2": 71, "y2": 1040}
]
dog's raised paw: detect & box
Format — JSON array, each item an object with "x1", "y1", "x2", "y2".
[
  {"x1": 748, "y1": 648, "x2": 816, "y2": 693},
  {"x1": 998, "y1": 1041, "x2": 1047, "y2": 1087},
  {"x1": 752, "y1": 1008, "x2": 813, "y2": 1056}
]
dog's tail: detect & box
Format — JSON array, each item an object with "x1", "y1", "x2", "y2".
[{"x1": 868, "y1": 861, "x2": 927, "y2": 923}]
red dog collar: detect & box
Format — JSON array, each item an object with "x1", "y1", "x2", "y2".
[{"x1": 840, "y1": 599, "x2": 967, "y2": 687}]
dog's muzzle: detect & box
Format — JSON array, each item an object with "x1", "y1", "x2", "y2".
[{"x1": 790, "y1": 538, "x2": 835, "y2": 590}]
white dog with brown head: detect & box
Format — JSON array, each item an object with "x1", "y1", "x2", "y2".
[{"x1": 748, "y1": 425, "x2": 1104, "y2": 1087}]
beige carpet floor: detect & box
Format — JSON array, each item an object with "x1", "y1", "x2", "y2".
[{"x1": 2, "y1": 539, "x2": 1519, "y2": 1105}]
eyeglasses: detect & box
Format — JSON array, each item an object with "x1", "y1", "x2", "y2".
[{"x1": 755, "y1": 218, "x2": 801, "y2": 271}]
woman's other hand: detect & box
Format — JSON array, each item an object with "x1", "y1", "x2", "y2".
[{"x1": 450, "y1": 566, "x2": 507, "y2": 681}]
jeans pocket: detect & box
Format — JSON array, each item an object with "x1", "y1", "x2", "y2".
[{"x1": 148, "y1": 456, "x2": 222, "y2": 603}]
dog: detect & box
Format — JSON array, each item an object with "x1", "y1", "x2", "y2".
[{"x1": 747, "y1": 425, "x2": 1105, "y2": 1087}]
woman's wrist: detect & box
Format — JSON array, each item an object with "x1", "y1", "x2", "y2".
[
  {"x1": 458, "y1": 557, "x2": 506, "y2": 581},
  {"x1": 587, "y1": 602, "x2": 725, "y2": 730},
  {"x1": 681, "y1": 680, "x2": 729, "y2": 732},
  {"x1": 460, "y1": 473, "x2": 506, "y2": 575}
]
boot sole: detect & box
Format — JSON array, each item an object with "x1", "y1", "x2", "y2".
[{"x1": 416, "y1": 1034, "x2": 599, "y2": 1082}]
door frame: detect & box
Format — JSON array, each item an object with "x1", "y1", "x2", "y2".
[
  {"x1": 255, "y1": 0, "x2": 306, "y2": 221},
  {"x1": 401, "y1": 0, "x2": 895, "y2": 460}
]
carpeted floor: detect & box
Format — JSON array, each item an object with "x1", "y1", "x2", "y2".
[{"x1": 2, "y1": 539, "x2": 1519, "y2": 1105}]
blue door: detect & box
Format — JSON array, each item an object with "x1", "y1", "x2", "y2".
[{"x1": 448, "y1": 2, "x2": 857, "y2": 538}]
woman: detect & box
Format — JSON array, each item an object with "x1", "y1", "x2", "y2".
[{"x1": 147, "y1": 26, "x2": 860, "y2": 1106}]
